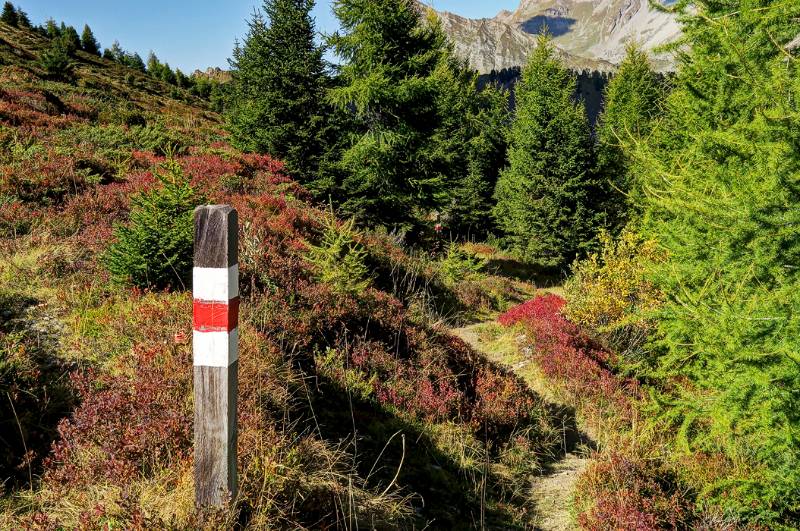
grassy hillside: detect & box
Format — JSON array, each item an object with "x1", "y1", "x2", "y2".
[{"x1": 0, "y1": 21, "x2": 566, "y2": 528}]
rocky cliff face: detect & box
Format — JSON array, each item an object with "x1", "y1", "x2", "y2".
[{"x1": 429, "y1": 0, "x2": 680, "y2": 73}]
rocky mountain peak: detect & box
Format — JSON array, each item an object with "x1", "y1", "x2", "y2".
[{"x1": 427, "y1": 0, "x2": 680, "y2": 73}]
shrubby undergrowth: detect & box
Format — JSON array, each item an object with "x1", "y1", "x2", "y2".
[{"x1": 0, "y1": 40, "x2": 563, "y2": 525}]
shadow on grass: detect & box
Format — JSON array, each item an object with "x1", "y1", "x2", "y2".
[
  {"x1": 540, "y1": 400, "x2": 596, "y2": 470},
  {"x1": 0, "y1": 292, "x2": 77, "y2": 491},
  {"x1": 486, "y1": 256, "x2": 564, "y2": 288},
  {"x1": 283, "y1": 373, "x2": 534, "y2": 529}
]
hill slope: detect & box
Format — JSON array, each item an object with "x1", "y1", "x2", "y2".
[{"x1": 0, "y1": 21, "x2": 569, "y2": 529}]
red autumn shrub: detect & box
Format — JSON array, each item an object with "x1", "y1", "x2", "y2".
[
  {"x1": 45, "y1": 343, "x2": 192, "y2": 488},
  {"x1": 0, "y1": 89, "x2": 85, "y2": 130},
  {"x1": 473, "y1": 367, "x2": 537, "y2": 432},
  {"x1": 499, "y1": 294, "x2": 640, "y2": 420},
  {"x1": 0, "y1": 199, "x2": 42, "y2": 237},
  {"x1": 1, "y1": 149, "x2": 88, "y2": 205},
  {"x1": 576, "y1": 450, "x2": 693, "y2": 530},
  {"x1": 500, "y1": 296, "x2": 700, "y2": 529}
]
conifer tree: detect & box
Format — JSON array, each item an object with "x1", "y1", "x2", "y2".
[
  {"x1": 493, "y1": 35, "x2": 605, "y2": 268},
  {"x1": 39, "y1": 38, "x2": 73, "y2": 80},
  {"x1": 596, "y1": 43, "x2": 664, "y2": 226},
  {"x1": 636, "y1": 0, "x2": 800, "y2": 521},
  {"x1": 327, "y1": 0, "x2": 446, "y2": 229},
  {"x1": 128, "y1": 52, "x2": 146, "y2": 72},
  {"x1": 146, "y1": 51, "x2": 160, "y2": 74},
  {"x1": 105, "y1": 40, "x2": 123, "y2": 61},
  {"x1": 227, "y1": 0, "x2": 328, "y2": 184},
  {"x1": 426, "y1": 28, "x2": 509, "y2": 236},
  {"x1": 80, "y1": 24, "x2": 100, "y2": 55},
  {"x1": 60, "y1": 25, "x2": 81, "y2": 54},
  {"x1": 44, "y1": 18, "x2": 59, "y2": 39},
  {"x1": 15, "y1": 6, "x2": 29, "y2": 28},
  {"x1": 105, "y1": 160, "x2": 204, "y2": 290},
  {"x1": 1, "y1": 2, "x2": 17, "y2": 26}
]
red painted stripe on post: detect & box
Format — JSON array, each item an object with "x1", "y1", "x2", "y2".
[{"x1": 193, "y1": 297, "x2": 240, "y2": 332}]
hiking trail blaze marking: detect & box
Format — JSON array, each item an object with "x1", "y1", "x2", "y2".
[{"x1": 193, "y1": 205, "x2": 238, "y2": 507}]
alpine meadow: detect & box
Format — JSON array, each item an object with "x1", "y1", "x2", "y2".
[{"x1": 1, "y1": 0, "x2": 799, "y2": 529}]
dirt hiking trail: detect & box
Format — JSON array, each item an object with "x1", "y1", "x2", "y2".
[{"x1": 453, "y1": 322, "x2": 594, "y2": 531}]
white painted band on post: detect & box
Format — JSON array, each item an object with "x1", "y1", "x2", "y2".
[
  {"x1": 193, "y1": 265, "x2": 239, "y2": 301},
  {"x1": 193, "y1": 328, "x2": 239, "y2": 367}
]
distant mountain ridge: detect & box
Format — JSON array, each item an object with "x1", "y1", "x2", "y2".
[{"x1": 425, "y1": 0, "x2": 681, "y2": 73}]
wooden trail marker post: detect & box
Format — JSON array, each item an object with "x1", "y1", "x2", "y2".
[{"x1": 193, "y1": 205, "x2": 239, "y2": 507}]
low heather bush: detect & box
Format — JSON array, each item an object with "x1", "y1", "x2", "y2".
[
  {"x1": 575, "y1": 448, "x2": 694, "y2": 530},
  {"x1": 499, "y1": 294, "x2": 641, "y2": 423}
]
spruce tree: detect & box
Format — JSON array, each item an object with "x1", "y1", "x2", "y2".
[
  {"x1": 15, "y1": 6, "x2": 29, "y2": 28},
  {"x1": 493, "y1": 35, "x2": 605, "y2": 268},
  {"x1": 327, "y1": 0, "x2": 446, "y2": 230},
  {"x1": 80, "y1": 24, "x2": 100, "y2": 55},
  {"x1": 227, "y1": 0, "x2": 328, "y2": 184},
  {"x1": 105, "y1": 160, "x2": 204, "y2": 290},
  {"x1": 146, "y1": 51, "x2": 160, "y2": 74},
  {"x1": 1, "y1": 2, "x2": 17, "y2": 26},
  {"x1": 44, "y1": 18, "x2": 60, "y2": 39},
  {"x1": 425, "y1": 21, "x2": 509, "y2": 236},
  {"x1": 596, "y1": 43, "x2": 664, "y2": 227},
  {"x1": 39, "y1": 38, "x2": 73, "y2": 80},
  {"x1": 636, "y1": 0, "x2": 800, "y2": 522},
  {"x1": 60, "y1": 25, "x2": 81, "y2": 54}
]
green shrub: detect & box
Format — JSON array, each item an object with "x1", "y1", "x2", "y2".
[
  {"x1": 305, "y1": 214, "x2": 371, "y2": 296},
  {"x1": 104, "y1": 160, "x2": 204, "y2": 290},
  {"x1": 63, "y1": 123, "x2": 186, "y2": 157},
  {"x1": 38, "y1": 40, "x2": 73, "y2": 80},
  {"x1": 98, "y1": 105, "x2": 147, "y2": 127},
  {"x1": 438, "y1": 243, "x2": 487, "y2": 286}
]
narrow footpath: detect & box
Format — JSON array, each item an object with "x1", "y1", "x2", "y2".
[{"x1": 453, "y1": 322, "x2": 593, "y2": 531}]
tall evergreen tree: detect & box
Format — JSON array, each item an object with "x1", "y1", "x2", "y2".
[
  {"x1": 327, "y1": 0, "x2": 446, "y2": 230},
  {"x1": 1, "y1": 2, "x2": 17, "y2": 26},
  {"x1": 15, "y1": 6, "x2": 29, "y2": 28},
  {"x1": 127, "y1": 52, "x2": 146, "y2": 72},
  {"x1": 596, "y1": 43, "x2": 665, "y2": 226},
  {"x1": 425, "y1": 21, "x2": 509, "y2": 236},
  {"x1": 635, "y1": 0, "x2": 800, "y2": 522},
  {"x1": 80, "y1": 24, "x2": 100, "y2": 55},
  {"x1": 227, "y1": 0, "x2": 328, "y2": 184},
  {"x1": 60, "y1": 25, "x2": 81, "y2": 53},
  {"x1": 146, "y1": 51, "x2": 160, "y2": 73},
  {"x1": 493, "y1": 35, "x2": 605, "y2": 268},
  {"x1": 44, "y1": 18, "x2": 60, "y2": 39}
]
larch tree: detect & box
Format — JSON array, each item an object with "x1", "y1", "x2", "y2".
[
  {"x1": 493, "y1": 34, "x2": 606, "y2": 269},
  {"x1": 634, "y1": 0, "x2": 800, "y2": 522}
]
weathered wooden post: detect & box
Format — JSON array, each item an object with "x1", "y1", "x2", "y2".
[{"x1": 193, "y1": 205, "x2": 239, "y2": 507}]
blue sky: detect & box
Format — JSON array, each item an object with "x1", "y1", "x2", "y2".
[{"x1": 20, "y1": 1, "x2": 517, "y2": 72}]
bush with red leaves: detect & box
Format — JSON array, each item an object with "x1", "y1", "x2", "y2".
[
  {"x1": 500, "y1": 295, "x2": 702, "y2": 529},
  {"x1": 576, "y1": 450, "x2": 693, "y2": 531},
  {"x1": 499, "y1": 294, "x2": 640, "y2": 420},
  {"x1": 45, "y1": 343, "x2": 192, "y2": 487}
]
